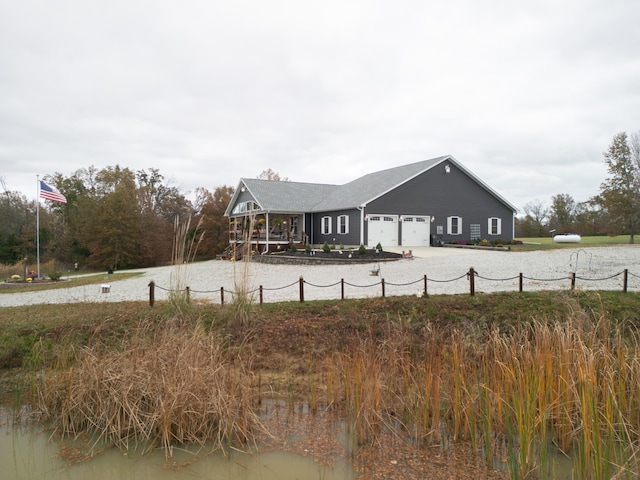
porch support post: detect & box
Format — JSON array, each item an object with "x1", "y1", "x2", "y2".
[
  {"x1": 359, "y1": 206, "x2": 365, "y2": 247},
  {"x1": 265, "y1": 212, "x2": 270, "y2": 253}
]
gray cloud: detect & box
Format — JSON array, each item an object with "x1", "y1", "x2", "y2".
[{"x1": 1, "y1": 0, "x2": 639, "y2": 212}]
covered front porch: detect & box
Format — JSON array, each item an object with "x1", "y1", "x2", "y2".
[{"x1": 229, "y1": 213, "x2": 308, "y2": 253}]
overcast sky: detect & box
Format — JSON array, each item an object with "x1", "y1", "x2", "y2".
[{"x1": 1, "y1": 0, "x2": 639, "y2": 213}]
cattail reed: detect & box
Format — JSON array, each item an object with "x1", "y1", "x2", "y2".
[{"x1": 321, "y1": 302, "x2": 640, "y2": 478}]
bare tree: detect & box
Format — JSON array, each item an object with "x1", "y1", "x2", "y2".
[{"x1": 257, "y1": 169, "x2": 289, "y2": 181}]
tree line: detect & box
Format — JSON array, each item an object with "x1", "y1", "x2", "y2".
[
  {"x1": 0, "y1": 165, "x2": 234, "y2": 270},
  {"x1": 516, "y1": 131, "x2": 640, "y2": 243},
  {"x1": 1, "y1": 132, "x2": 639, "y2": 270}
]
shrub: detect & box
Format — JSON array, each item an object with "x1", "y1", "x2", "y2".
[
  {"x1": 290, "y1": 244, "x2": 297, "y2": 252},
  {"x1": 305, "y1": 244, "x2": 311, "y2": 254},
  {"x1": 48, "y1": 271, "x2": 63, "y2": 281},
  {"x1": 375, "y1": 242, "x2": 382, "y2": 252},
  {"x1": 358, "y1": 244, "x2": 366, "y2": 255},
  {"x1": 322, "y1": 242, "x2": 331, "y2": 253}
]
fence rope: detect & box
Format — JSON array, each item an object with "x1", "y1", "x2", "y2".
[
  {"x1": 385, "y1": 278, "x2": 424, "y2": 287},
  {"x1": 476, "y1": 274, "x2": 520, "y2": 282},
  {"x1": 344, "y1": 280, "x2": 382, "y2": 288},
  {"x1": 150, "y1": 267, "x2": 639, "y2": 301},
  {"x1": 427, "y1": 273, "x2": 469, "y2": 283},
  {"x1": 522, "y1": 275, "x2": 570, "y2": 282},
  {"x1": 304, "y1": 280, "x2": 343, "y2": 288},
  {"x1": 262, "y1": 280, "x2": 300, "y2": 291},
  {"x1": 575, "y1": 271, "x2": 624, "y2": 282}
]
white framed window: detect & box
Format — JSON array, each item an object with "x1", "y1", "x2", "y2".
[
  {"x1": 447, "y1": 216, "x2": 462, "y2": 235},
  {"x1": 321, "y1": 216, "x2": 332, "y2": 235},
  {"x1": 488, "y1": 217, "x2": 502, "y2": 235},
  {"x1": 231, "y1": 201, "x2": 259, "y2": 215},
  {"x1": 338, "y1": 215, "x2": 349, "y2": 234}
]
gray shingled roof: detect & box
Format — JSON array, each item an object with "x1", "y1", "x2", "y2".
[
  {"x1": 310, "y1": 156, "x2": 448, "y2": 211},
  {"x1": 227, "y1": 155, "x2": 516, "y2": 215},
  {"x1": 240, "y1": 178, "x2": 338, "y2": 213}
]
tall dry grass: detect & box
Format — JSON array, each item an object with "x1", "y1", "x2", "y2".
[
  {"x1": 229, "y1": 215, "x2": 257, "y2": 329},
  {"x1": 322, "y1": 303, "x2": 640, "y2": 478},
  {"x1": 27, "y1": 320, "x2": 258, "y2": 458},
  {"x1": 168, "y1": 215, "x2": 204, "y2": 314}
]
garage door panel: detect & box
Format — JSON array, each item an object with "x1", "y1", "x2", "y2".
[
  {"x1": 401, "y1": 216, "x2": 430, "y2": 246},
  {"x1": 367, "y1": 215, "x2": 398, "y2": 246}
]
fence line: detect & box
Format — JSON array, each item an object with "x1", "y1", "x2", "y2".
[{"x1": 147, "y1": 267, "x2": 638, "y2": 306}]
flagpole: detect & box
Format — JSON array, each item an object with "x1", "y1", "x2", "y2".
[{"x1": 36, "y1": 175, "x2": 40, "y2": 279}]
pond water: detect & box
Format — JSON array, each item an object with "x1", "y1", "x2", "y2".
[
  {"x1": 2, "y1": 404, "x2": 581, "y2": 479},
  {"x1": 1, "y1": 406, "x2": 356, "y2": 480}
]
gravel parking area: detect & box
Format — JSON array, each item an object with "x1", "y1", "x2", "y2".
[{"x1": 2, "y1": 245, "x2": 639, "y2": 307}]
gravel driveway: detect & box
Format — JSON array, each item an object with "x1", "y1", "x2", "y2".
[{"x1": 2, "y1": 246, "x2": 639, "y2": 307}]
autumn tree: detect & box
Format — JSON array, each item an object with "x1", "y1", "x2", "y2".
[
  {"x1": 196, "y1": 185, "x2": 235, "y2": 256},
  {"x1": 548, "y1": 194, "x2": 577, "y2": 234},
  {"x1": 594, "y1": 132, "x2": 640, "y2": 243},
  {"x1": 136, "y1": 168, "x2": 193, "y2": 265},
  {"x1": 1, "y1": 165, "x2": 196, "y2": 269},
  {"x1": 0, "y1": 190, "x2": 34, "y2": 264},
  {"x1": 572, "y1": 201, "x2": 606, "y2": 236},
  {"x1": 85, "y1": 166, "x2": 141, "y2": 269}
]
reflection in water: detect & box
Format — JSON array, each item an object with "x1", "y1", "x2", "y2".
[{"x1": 1, "y1": 405, "x2": 356, "y2": 480}]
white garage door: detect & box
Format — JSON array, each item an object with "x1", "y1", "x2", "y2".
[
  {"x1": 367, "y1": 215, "x2": 398, "y2": 247},
  {"x1": 401, "y1": 216, "x2": 431, "y2": 247}
]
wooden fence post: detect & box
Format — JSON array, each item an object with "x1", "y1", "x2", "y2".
[
  {"x1": 220, "y1": 286, "x2": 224, "y2": 306},
  {"x1": 623, "y1": 269, "x2": 628, "y2": 293},
  {"x1": 381, "y1": 278, "x2": 385, "y2": 298},
  {"x1": 519, "y1": 273, "x2": 523, "y2": 292},
  {"x1": 260, "y1": 285, "x2": 263, "y2": 305},
  {"x1": 148, "y1": 281, "x2": 155, "y2": 307},
  {"x1": 299, "y1": 276, "x2": 304, "y2": 302},
  {"x1": 341, "y1": 278, "x2": 344, "y2": 300},
  {"x1": 469, "y1": 267, "x2": 475, "y2": 296},
  {"x1": 424, "y1": 274, "x2": 428, "y2": 297},
  {"x1": 571, "y1": 273, "x2": 576, "y2": 290},
  {"x1": 186, "y1": 286, "x2": 190, "y2": 303}
]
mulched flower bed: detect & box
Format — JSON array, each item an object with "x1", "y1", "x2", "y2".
[{"x1": 253, "y1": 249, "x2": 403, "y2": 265}]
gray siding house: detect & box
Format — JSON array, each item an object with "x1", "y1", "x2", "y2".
[{"x1": 224, "y1": 155, "x2": 517, "y2": 252}]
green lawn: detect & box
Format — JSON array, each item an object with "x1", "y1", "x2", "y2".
[
  {"x1": 0, "y1": 271, "x2": 143, "y2": 294},
  {"x1": 512, "y1": 235, "x2": 633, "y2": 251}
]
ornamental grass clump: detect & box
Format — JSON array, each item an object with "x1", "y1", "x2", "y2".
[
  {"x1": 169, "y1": 215, "x2": 204, "y2": 315},
  {"x1": 230, "y1": 215, "x2": 257, "y2": 329},
  {"x1": 320, "y1": 299, "x2": 640, "y2": 478},
  {"x1": 29, "y1": 320, "x2": 258, "y2": 458}
]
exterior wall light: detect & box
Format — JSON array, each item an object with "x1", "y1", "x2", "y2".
[{"x1": 444, "y1": 164, "x2": 451, "y2": 173}]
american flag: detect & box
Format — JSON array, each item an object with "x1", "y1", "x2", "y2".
[{"x1": 40, "y1": 180, "x2": 67, "y2": 203}]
